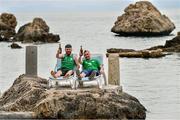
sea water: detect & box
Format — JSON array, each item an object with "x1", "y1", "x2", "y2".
[{"x1": 0, "y1": 10, "x2": 180, "y2": 119}]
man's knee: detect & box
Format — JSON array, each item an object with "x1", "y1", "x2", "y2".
[
  {"x1": 92, "y1": 70, "x2": 100, "y2": 76},
  {"x1": 66, "y1": 70, "x2": 73, "y2": 75}
]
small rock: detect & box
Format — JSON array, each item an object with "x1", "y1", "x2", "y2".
[
  {"x1": 164, "y1": 36, "x2": 180, "y2": 48},
  {"x1": 147, "y1": 35, "x2": 180, "y2": 52},
  {"x1": 10, "y1": 43, "x2": 22, "y2": 49},
  {"x1": 177, "y1": 32, "x2": 180, "y2": 36}
]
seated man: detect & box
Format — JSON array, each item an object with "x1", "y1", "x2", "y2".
[
  {"x1": 76, "y1": 50, "x2": 104, "y2": 80},
  {"x1": 51, "y1": 44, "x2": 80, "y2": 78}
]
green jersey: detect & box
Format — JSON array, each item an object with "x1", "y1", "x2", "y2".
[
  {"x1": 61, "y1": 54, "x2": 75, "y2": 70},
  {"x1": 82, "y1": 59, "x2": 100, "y2": 70}
]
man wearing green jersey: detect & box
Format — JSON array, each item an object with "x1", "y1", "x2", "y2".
[
  {"x1": 77, "y1": 50, "x2": 104, "y2": 80},
  {"x1": 51, "y1": 44, "x2": 80, "y2": 78}
]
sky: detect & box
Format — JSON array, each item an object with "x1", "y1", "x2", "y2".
[{"x1": 0, "y1": 0, "x2": 180, "y2": 13}]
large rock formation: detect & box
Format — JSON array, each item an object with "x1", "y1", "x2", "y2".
[
  {"x1": 0, "y1": 75, "x2": 48, "y2": 112},
  {"x1": 0, "y1": 13, "x2": 17, "y2": 41},
  {"x1": 14, "y1": 18, "x2": 60, "y2": 43},
  {"x1": 0, "y1": 75, "x2": 146, "y2": 119},
  {"x1": 111, "y1": 1, "x2": 175, "y2": 36}
]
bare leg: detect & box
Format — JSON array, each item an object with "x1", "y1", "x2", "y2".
[
  {"x1": 78, "y1": 72, "x2": 86, "y2": 87},
  {"x1": 64, "y1": 70, "x2": 73, "y2": 78}
]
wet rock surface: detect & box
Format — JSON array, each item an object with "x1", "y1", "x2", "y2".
[
  {"x1": 14, "y1": 18, "x2": 60, "y2": 43},
  {"x1": 111, "y1": 1, "x2": 175, "y2": 36},
  {"x1": 0, "y1": 13, "x2": 17, "y2": 41},
  {"x1": 0, "y1": 75, "x2": 146, "y2": 119}
]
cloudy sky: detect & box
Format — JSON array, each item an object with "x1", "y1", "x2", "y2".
[{"x1": 0, "y1": 0, "x2": 180, "y2": 13}]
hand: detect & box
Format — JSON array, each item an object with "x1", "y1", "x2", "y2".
[
  {"x1": 57, "y1": 49, "x2": 62, "y2": 54},
  {"x1": 100, "y1": 69, "x2": 104, "y2": 74},
  {"x1": 79, "y1": 51, "x2": 83, "y2": 56}
]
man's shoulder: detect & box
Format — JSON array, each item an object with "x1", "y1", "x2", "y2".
[
  {"x1": 82, "y1": 59, "x2": 87, "y2": 62},
  {"x1": 72, "y1": 54, "x2": 78, "y2": 59},
  {"x1": 91, "y1": 58, "x2": 99, "y2": 62}
]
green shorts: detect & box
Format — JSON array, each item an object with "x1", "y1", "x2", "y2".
[{"x1": 57, "y1": 68, "x2": 71, "y2": 76}]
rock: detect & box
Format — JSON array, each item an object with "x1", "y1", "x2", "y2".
[
  {"x1": 0, "y1": 75, "x2": 146, "y2": 119},
  {"x1": 14, "y1": 18, "x2": 60, "y2": 43},
  {"x1": 0, "y1": 111, "x2": 35, "y2": 119},
  {"x1": 0, "y1": 13, "x2": 17, "y2": 41},
  {"x1": 0, "y1": 75, "x2": 48, "y2": 111},
  {"x1": 0, "y1": 13, "x2": 17, "y2": 29},
  {"x1": 147, "y1": 35, "x2": 180, "y2": 52},
  {"x1": 164, "y1": 36, "x2": 180, "y2": 48},
  {"x1": 111, "y1": 1, "x2": 175, "y2": 36},
  {"x1": 107, "y1": 48, "x2": 165, "y2": 58},
  {"x1": 177, "y1": 32, "x2": 180, "y2": 36},
  {"x1": 107, "y1": 48, "x2": 135, "y2": 53},
  {"x1": 163, "y1": 36, "x2": 180, "y2": 52},
  {"x1": 146, "y1": 45, "x2": 165, "y2": 51},
  {"x1": 33, "y1": 90, "x2": 146, "y2": 119},
  {"x1": 9, "y1": 43, "x2": 22, "y2": 49}
]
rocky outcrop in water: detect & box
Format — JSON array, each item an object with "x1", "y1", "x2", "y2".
[
  {"x1": 107, "y1": 35, "x2": 180, "y2": 57},
  {"x1": 14, "y1": 18, "x2": 60, "y2": 43},
  {"x1": 148, "y1": 35, "x2": 180, "y2": 52},
  {"x1": 107, "y1": 49, "x2": 165, "y2": 58},
  {"x1": 0, "y1": 75, "x2": 146, "y2": 119},
  {"x1": 0, "y1": 13, "x2": 17, "y2": 41},
  {"x1": 111, "y1": 1, "x2": 175, "y2": 36},
  {"x1": 9, "y1": 43, "x2": 22, "y2": 49}
]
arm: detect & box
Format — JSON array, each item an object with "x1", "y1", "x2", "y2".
[
  {"x1": 56, "y1": 49, "x2": 64, "y2": 59},
  {"x1": 78, "y1": 50, "x2": 83, "y2": 64},
  {"x1": 96, "y1": 60, "x2": 104, "y2": 74},
  {"x1": 74, "y1": 55, "x2": 80, "y2": 69},
  {"x1": 78, "y1": 56, "x2": 83, "y2": 64},
  {"x1": 99, "y1": 64, "x2": 104, "y2": 74}
]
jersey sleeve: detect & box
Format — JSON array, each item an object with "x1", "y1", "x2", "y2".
[{"x1": 96, "y1": 59, "x2": 101, "y2": 69}]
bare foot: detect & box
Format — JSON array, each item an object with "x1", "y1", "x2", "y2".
[{"x1": 51, "y1": 71, "x2": 57, "y2": 78}]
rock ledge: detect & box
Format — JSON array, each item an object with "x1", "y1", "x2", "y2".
[{"x1": 0, "y1": 75, "x2": 146, "y2": 119}]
